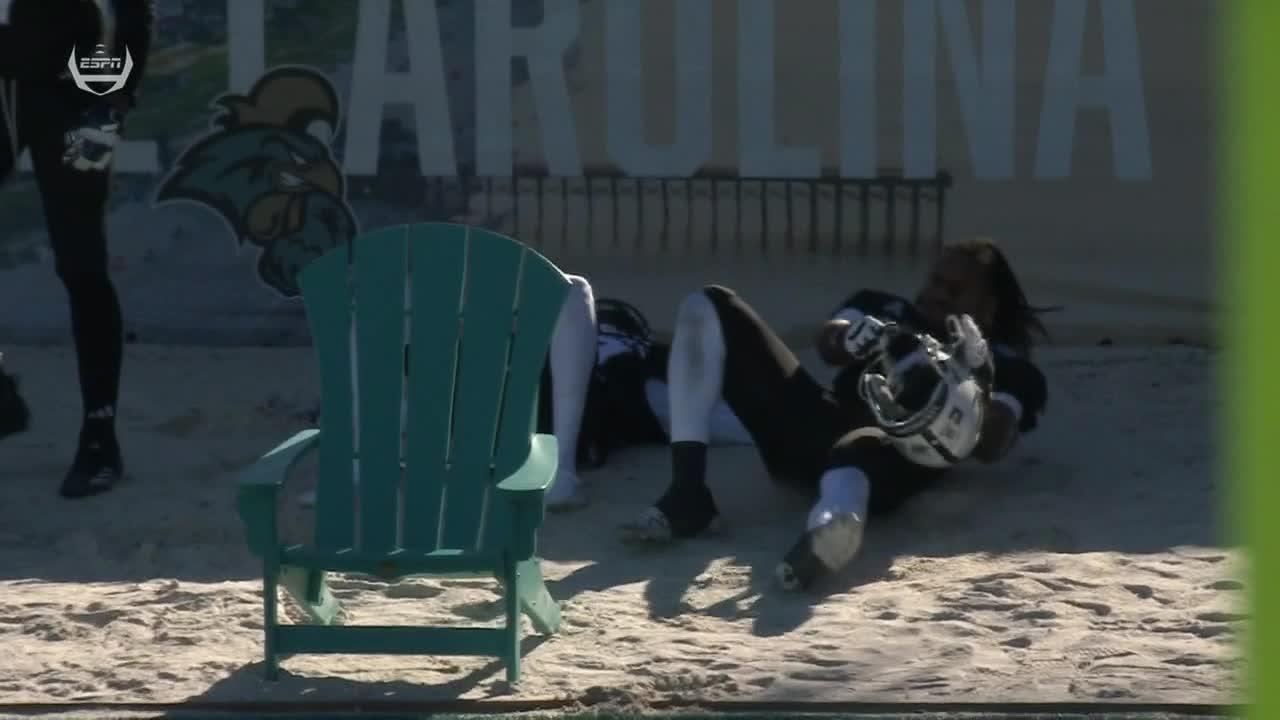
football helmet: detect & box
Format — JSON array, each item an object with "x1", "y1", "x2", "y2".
[{"x1": 856, "y1": 315, "x2": 995, "y2": 468}]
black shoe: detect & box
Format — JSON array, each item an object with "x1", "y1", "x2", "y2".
[
  {"x1": 60, "y1": 439, "x2": 124, "y2": 499},
  {"x1": 620, "y1": 441, "x2": 722, "y2": 543},
  {"x1": 775, "y1": 513, "x2": 866, "y2": 591},
  {"x1": 620, "y1": 502, "x2": 723, "y2": 544},
  {"x1": 0, "y1": 363, "x2": 30, "y2": 442},
  {"x1": 654, "y1": 440, "x2": 720, "y2": 537},
  {"x1": 653, "y1": 481, "x2": 721, "y2": 538}
]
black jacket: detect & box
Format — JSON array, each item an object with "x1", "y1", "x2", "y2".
[{"x1": 0, "y1": 0, "x2": 154, "y2": 107}]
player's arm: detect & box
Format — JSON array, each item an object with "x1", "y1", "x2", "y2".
[
  {"x1": 817, "y1": 308, "x2": 893, "y2": 368},
  {"x1": 109, "y1": 0, "x2": 155, "y2": 111},
  {"x1": 816, "y1": 318, "x2": 855, "y2": 366},
  {"x1": 62, "y1": 1, "x2": 154, "y2": 171},
  {"x1": 817, "y1": 290, "x2": 900, "y2": 367},
  {"x1": 817, "y1": 290, "x2": 872, "y2": 367},
  {"x1": 819, "y1": 286, "x2": 921, "y2": 366}
]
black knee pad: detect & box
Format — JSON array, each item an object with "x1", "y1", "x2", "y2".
[
  {"x1": 699, "y1": 284, "x2": 749, "y2": 327},
  {"x1": 827, "y1": 432, "x2": 891, "y2": 469},
  {"x1": 700, "y1": 284, "x2": 736, "y2": 304},
  {"x1": 827, "y1": 429, "x2": 945, "y2": 516}
]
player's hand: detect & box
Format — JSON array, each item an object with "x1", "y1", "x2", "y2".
[
  {"x1": 843, "y1": 315, "x2": 894, "y2": 361},
  {"x1": 946, "y1": 314, "x2": 990, "y2": 369},
  {"x1": 62, "y1": 102, "x2": 124, "y2": 172}
]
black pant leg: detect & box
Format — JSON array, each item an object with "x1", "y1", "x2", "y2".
[
  {"x1": 701, "y1": 285, "x2": 856, "y2": 488},
  {"x1": 21, "y1": 82, "x2": 123, "y2": 419},
  {"x1": 827, "y1": 432, "x2": 947, "y2": 516},
  {"x1": 0, "y1": 76, "x2": 21, "y2": 184}
]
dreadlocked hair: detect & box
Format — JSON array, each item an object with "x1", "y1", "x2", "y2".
[{"x1": 944, "y1": 237, "x2": 1053, "y2": 354}]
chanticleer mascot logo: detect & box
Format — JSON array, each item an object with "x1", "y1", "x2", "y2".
[{"x1": 154, "y1": 66, "x2": 357, "y2": 298}]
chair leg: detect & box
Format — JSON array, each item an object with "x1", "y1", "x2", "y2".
[
  {"x1": 516, "y1": 559, "x2": 561, "y2": 635},
  {"x1": 263, "y1": 561, "x2": 280, "y2": 680},
  {"x1": 503, "y1": 559, "x2": 522, "y2": 683}
]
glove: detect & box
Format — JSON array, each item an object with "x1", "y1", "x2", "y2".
[
  {"x1": 842, "y1": 315, "x2": 894, "y2": 362},
  {"x1": 945, "y1": 313, "x2": 995, "y2": 394},
  {"x1": 946, "y1": 314, "x2": 990, "y2": 369},
  {"x1": 62, "y1": 102, "x2": 124, "y2": 172}
]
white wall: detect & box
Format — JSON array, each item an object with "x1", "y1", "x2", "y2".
[{"x1": 0, "y1": 0, "x2": 1215, "y2": 347}]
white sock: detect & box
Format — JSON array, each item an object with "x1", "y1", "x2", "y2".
[
  {"x1": 667, "y1": 291, "x2": 726, "y2": 444},
  {"x1": 807, "y1": 467, "x2": 871, "y2": 531},
  {"x1": 644, "y1": 379, "x2": 753, "y2": 446},
  {"x1": 546, "y1": 275, "x2": 596, "y2": 507},
  {"x1": 795, "y1": 467, "x2": 871, "y2": 575}
]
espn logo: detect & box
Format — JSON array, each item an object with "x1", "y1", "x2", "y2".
[
  {"x1": 79, "y1": 57, "x2": 124, "y2": 71},
  {"x1": 67, "y1": 44, "x2": 134, "y2": 97}
]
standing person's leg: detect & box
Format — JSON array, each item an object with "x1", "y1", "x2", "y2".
[
  {"x1": 542, "y1": 274, "x2": 597, "y2": 509},
  {"x1": 0, "y1": 351, "x2": 29, "y2": 440},
  {"x1": 0, "y1": 76, "x2": 17, "y2": 181},
  {"x1": 22, "y1": 86, "x2": 124, "y2": 497},
  {"x1": 0, "y1": 77, "x2": 31, "y2": 442},
  {"x1": 627, "y1": 284, "x2": 853, "y2": 540}
]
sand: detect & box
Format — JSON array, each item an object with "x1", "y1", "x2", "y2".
[{"x1": 0, "y1": 341, "x2": 1240, "y2": 708}]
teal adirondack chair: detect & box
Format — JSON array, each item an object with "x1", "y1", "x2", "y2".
[{"x1": 236, "y1": 222, "x2": 570, "y2": 683}]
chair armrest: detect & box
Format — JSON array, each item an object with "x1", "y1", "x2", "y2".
[
  {"x1": 236, "y1": 429, "x2": 320, "y2": 557},
  {"x1": 496, "y1": 433, "x2": 558, "y2": 496},
  {"x1": 495, "y1": 433, "x2": 558, "y2": 559},
  {"x1": 238, "y1": 428, "x2": 321, "y2": 492}
]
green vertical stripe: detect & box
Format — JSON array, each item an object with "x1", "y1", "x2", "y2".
[{"x1": 1222, "y1": 1, "x2": 1280, "y2": 717}]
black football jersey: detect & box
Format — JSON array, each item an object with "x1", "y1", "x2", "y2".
[{"x1": 828, "y1": 289, "x2": 1048, "y2": 433}]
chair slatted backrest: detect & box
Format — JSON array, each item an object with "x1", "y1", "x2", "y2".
[{"x1": 297, "y1": 223, "x2": 569, "y2": 554}]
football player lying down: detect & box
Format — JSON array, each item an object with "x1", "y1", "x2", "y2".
[{"x1": 621, "y1": 237, "x2": 1050, "y2": 591}]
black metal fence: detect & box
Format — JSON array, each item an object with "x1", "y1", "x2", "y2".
[{"x1": 398, "y1": 165, "x2": 954, "y2": 260}]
